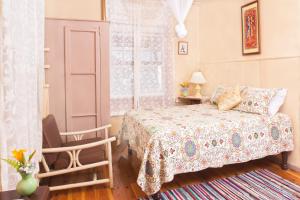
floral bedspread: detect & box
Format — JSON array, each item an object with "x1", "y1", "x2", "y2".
[{"x1": 121, "y1": 104, "x2": 294, "y2": 195}]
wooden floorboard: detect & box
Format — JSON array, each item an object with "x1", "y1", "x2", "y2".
[{"x1": 50, "y1": 146, "x2": 300, "y2": 200}]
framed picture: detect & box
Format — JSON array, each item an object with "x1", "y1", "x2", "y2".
[
  {"x1": 178, "y1": 41, "x2": 188, "y2": 55},
  {"x1": 241, "y1": 1, "x2": 260, "y2": 55}
]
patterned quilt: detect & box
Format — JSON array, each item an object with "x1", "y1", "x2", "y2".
[{"x1": 120, "y1": 104, "x2": 294, "y2": 195}]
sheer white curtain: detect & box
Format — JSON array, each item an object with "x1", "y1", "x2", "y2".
[
  {"x1": 108, "y1": 0, "x2": 175, "y2": 116},
  {"x1": 167, "y1": 0, "x2": 194, "y2": 38},
  {"x1": 0, "y1": 0, "x2": 44, "y2": 190}
]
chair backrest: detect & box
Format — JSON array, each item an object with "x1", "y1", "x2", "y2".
[{"x1": 42, "y1": 114, "x2": 63, "y2": 166}]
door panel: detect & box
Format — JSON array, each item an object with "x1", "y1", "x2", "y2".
[
  {"x1": 69, "y1": 31, "x2": 97, "y2": 74},
  {"x1": 65, "y1": 26, "x2": 101, "y2": 136},
  {"x1": 71, "y1": 75, "x2": 96, "y2": 115},
  {"x1": 71, "y1": 116, "x2": 97, "y2": 137},
  {"x1": 45, "y1": 19, "x2": 109, "y2": 137}
]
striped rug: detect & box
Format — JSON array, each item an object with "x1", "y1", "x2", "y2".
[{"x1": 142, "y1": 169, "x2": 300, "y2": 200}]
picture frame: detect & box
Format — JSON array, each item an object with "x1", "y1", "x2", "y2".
[
  {"x1": 178, "y1": 41, "x2": 188, "y2": 55},
  {"x1": 241, "y1": 1, "x2": 260, "y2": 55}
]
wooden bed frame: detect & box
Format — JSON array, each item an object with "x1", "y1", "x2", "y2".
[{"x1": 128, "y1": 147, "x2": 289, "y2": 200}]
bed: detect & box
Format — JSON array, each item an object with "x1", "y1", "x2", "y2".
[{"x1": 120, "y1": 104, "x2": 294, "y2": 196}]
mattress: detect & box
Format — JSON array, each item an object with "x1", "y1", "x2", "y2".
[{"x1": 121, "y1": 104, "x2": 294, "y2": 195}]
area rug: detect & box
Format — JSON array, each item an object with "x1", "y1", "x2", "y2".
[{"x1": 141, "y1": 169, "x2": 300, "y2": 200}]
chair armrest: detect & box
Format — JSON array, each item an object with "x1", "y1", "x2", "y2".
[
  {"x1": 42, "y1": 137, "x2": 116, "y2": 153},
  {"x1": 60, "y1": 124, "x2": 111, "y2": 136}
]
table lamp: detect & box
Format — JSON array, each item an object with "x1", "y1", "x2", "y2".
[{"x1": 190, "y1": 72, "x2": 207, "y2": 98}]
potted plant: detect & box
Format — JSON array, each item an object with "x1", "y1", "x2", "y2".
[
  {"x1": 1, "y1": 149, "x2": 38, "y2": 196},
  {"x1": 180, "y1": 82, "x2": 189, "y2": 97}
]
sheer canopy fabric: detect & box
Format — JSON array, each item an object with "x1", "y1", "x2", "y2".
[
  {"x1": 0, "y1": 0, "x2": 44, "y2": 190},
  {"x1": 108, "y1": 0, "x2": 175, "y2": 116},
  {"x1": 167, "y1": 0, "x2": 194, "y2": 38}
]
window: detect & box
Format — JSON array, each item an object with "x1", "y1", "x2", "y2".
[{"x1": 108, "y1": 0, "x2": 175, "y2": 115}]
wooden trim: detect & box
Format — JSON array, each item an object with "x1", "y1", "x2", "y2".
[
  {"x1": 199, "y1": 55, "x2": 300, "y2": 66},
  {"x1": 95, "y1": 25, "x2": 102, "y2": 130},
  {"x1": 101, "y1": 0, "x2": 106, "y2": 21},
  {"x1": 99, "y1": 22, "x2": 110, "y2": 125},
  {"x1": 70, "y1": 73, "x2": 96, "y2": 75},
  {"x1": 71, "y1": 113, "x2": 97, "y2": 118},
  {"x1": 45, "y1": 17, "x2": 109, "y2": 23}
]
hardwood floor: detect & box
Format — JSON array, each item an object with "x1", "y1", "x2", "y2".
[{"x1": 50, "y1": 144, "x2": 300, "y2": 200}]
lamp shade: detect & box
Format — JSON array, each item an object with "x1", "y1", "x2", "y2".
[{"x1": 190, "y1": 72, "x2": 207, "y2": 84}]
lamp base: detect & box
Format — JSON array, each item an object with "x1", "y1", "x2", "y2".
[{"x1": 194, "y1": 84, "x2": 203, "y2": 98}]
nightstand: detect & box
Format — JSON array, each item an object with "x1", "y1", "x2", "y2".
[
  {"x1": 177, "y1": 96, "x2": 210, "y2": 105},
  {"x1": 0, "y1": 186, "x2": 50, "y2": 200}
]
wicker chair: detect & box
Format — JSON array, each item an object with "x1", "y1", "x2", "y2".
[{"x1": 38, "y1": 115, "x2": 115, "y2": 191}]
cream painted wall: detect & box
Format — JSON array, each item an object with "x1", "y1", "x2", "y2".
[
  {"x1": 45, "y1": 0, "x2": 101, "y2": 20},
  {"x1": 175, "y1": 3, "x2": 202, "y2": 95},
  {"x1": 197, "y1": 0, "x2": 300, "y2": 168}
]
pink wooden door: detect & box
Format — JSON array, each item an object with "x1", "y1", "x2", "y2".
[{"x1": 65, "y1": 26, "x2": 101, "y2": 134}]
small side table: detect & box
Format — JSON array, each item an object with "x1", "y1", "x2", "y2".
[
  {"x1": 177, "y1": 96, "x2": 209, "y2": 105},
  {"x1": 0, "y1": 186, "x2": 50, "y2": 200}
]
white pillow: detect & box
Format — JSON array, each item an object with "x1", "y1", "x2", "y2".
[{"x1": 268, "y1": 88, "x2": 287, "y2": 116}]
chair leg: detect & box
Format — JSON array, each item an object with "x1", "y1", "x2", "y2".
[
  {"x1": 105, "y1": 128, "x2": 109, "y2": 159},
  {"x1": 93, "y1": 171, "x2": 97, "y2": 181},
  {"x1": 281, "y1": 151, "x2": 288, "y2": 170},
  {"x1": 108, "y1": 142, "x2": 113, "y2": 188}
]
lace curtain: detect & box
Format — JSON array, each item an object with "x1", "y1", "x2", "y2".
[
  {"x1": 167, "y1": 0, "x2": 194, "y2": 38},
  {"x1": 108, "y1": 0, "x2": 175, "y2": 115},
  {"x1": 0, "y1": 0, "x2": 44, "y2": 190}
]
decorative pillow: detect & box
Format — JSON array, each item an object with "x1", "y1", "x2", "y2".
[
  {"x1": 234, "y1": 87, "x2": 277, "y2": 115},
  {"x1": 268, "y1": 88, "x2": 287, "y2": 116},
  {"x1": 217, "y1": 86, "x2": 242, "y2": 111},
  {"x1": 210, "y1": 85, "x2": 226, "y2": 104},
  {"x1": 210, "y1": 85, "x2": 247, "y2": 104}
]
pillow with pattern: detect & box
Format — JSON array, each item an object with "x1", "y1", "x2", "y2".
[
  {"x1": 217, "y1": 86, "x2": 242, "y2": 111},
  {"x1": 210, "y1": 85, "x2": 247, "y2": 104},
  {"x1": 234, "y1": 87, "x2": 277, "y2": 115},
  {"x1": 210, "y1": 85, "x2": 226, "y2": 104}
]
